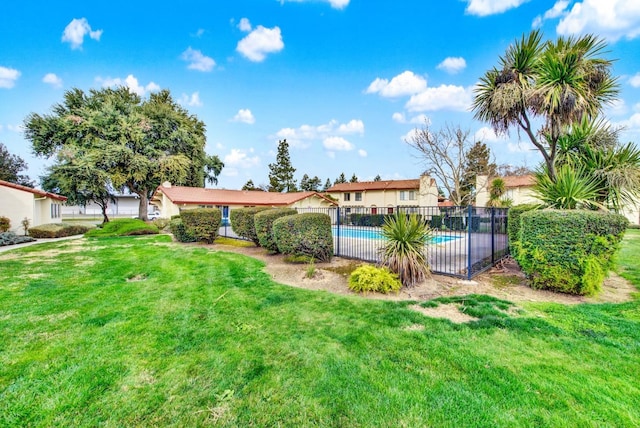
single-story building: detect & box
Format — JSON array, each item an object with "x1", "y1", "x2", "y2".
[
  {"x1": 151, "y1": 182, "x2": 338, "y2": 220},
  {"x1": 326, "y1": 175, "x2": 439, "y2": 213},
  {"x1": 0, "y1": 179, "x2": 67, "y2": 233},
  {"x1": 62, "y1": 192, "x2": 153, "y2": 217}
]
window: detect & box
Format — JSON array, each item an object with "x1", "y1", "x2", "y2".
[
  {"x1": 371, "y1": 207, "x2": 377, "y2": 215},
  {"x1": 344, "y1": 193, "x2": 351, "y2": 201},
  {"x1": 50, "y1": 203, "x2": 60, "y2": 219},
  {"x1": 387, "y1": 207, "x2": 394, "y2": 214},
  {"x1": 355, "y1": 192, "x2": 362, "y2": 202},
  {"x1": 399, "y1": 191, "x2": 406, "y2": 201},
  {"x1": 409, "y1": 191, "x2": 416, "y2": 200}
]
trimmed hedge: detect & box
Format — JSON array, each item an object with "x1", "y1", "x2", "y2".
[
  {"x1": 515, "y1": 209, "x2": 628, "y2": 296},
  {"x1": 28, "y1": 223, "x2": 92, "y2": 238},
  {"x1": 230, "y1": 207, "x2": 269, "y2": 245},
  {"x1": 272, "y1": 213, "x2": 333, "y2": 262},
  {"x1": 169, "y1": 218, "x2": 196, "y2": 243},
  {"x1": 349, "y1": 265, "x2": 402, "y2": 294},
  {"x1": 349, "y1": 213, "x2": 388, "y2": 227},
  {"x1": 180, "y1": 208, "x2": 221, "y2": 244},
  {"x1": 507, "y1": 204, "x2": 538, "y2": 258},
  {"x1": 254, "y1": 208, "x2": 297, "y2": 252},
  {"x1": 0, "y1": 216, "x2": 10, "y2": 232}
]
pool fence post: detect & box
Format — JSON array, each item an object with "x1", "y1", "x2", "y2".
[
  {"x1": 491, "y1": 207, "x2": 495, "y2": 265},
  {"x1": 467, "y1": 205, "x2": 473, "y2": 280},
  {"x1": 336, "y1": 207, "x2": 341, "y2": 257}
]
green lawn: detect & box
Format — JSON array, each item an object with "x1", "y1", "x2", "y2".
[{"x1": 1, "y1": 232, "x2": 639, "y2": 427}]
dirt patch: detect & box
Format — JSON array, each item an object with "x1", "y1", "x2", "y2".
[
  {"x1": 210, "y1": 244, "x2": 637, "y2": 306},
  {"x1": 408, "y1": 304, "x2": 477, "y2": 324}
]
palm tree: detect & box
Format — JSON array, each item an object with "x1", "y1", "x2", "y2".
[{"x1": 473, "y1": 30, "x2": 618, "y2": 181}]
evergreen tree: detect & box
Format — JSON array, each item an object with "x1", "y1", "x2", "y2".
[
  {"x1": 334, "y1": 172, "x2": 347, "y2": 185},
  {"x1": 268, "y1": 139, "x2": 297, "y2": 192},
  {"x1": 350, "y1": 173, "x2": 358, "y2": 183},
  {"x1": 460, "y1": 141, "x2": 497, "y2": 204},
  {"x1": 323, "y1": 178, "x2": 332, "y2": 191},
  {"x1": 308, "y1": 176, "x2": 322, "y2": 191},
  {"x1": 300, "y1": 174, "x2": 310, "y2": 191},
  {"x1": 373, "y1": 174, "x2": 382, "y2": 181},
  {"x1": 242, "y1": 179, "x2": 257, "y2": 191}
]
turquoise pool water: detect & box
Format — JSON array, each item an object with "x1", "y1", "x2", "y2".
[{"x1": 331, "y1": 226, "x2": 461, "y2": 244}]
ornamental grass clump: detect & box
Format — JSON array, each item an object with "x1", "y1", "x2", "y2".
[{"x1": 379, "y1": 213, "x2": 431, "y2": 287}]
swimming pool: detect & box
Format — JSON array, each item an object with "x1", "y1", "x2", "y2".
[{"x1": 331, "y1": 226, "x2": 461, "y2": 244}]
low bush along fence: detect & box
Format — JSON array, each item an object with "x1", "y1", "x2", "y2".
[
  {"x1": 512, "y1": 209, "x2": 628, "y2": 296},
  {"x1": 272, "y1": 212, "x2": 333, "y2": 262},
  {"x1": 230, "y1": 207, "x2": 269, "y2": 245},
  {"x1": 180, "y1": 208, "x2": 222, "y2": 244},
  {"x1": 254, "y1": 208, "x2": 297, "y2": 253}
]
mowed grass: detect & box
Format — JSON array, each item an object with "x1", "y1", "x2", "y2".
[{"x1": 0, "y1": 233, "x2": 639, "y2": 427}]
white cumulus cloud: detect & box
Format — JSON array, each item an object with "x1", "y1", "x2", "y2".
[
  {"x1": 436, "y1": 57, "x2": 467, "y2": 74},
  {"x1": 405, "y1": 85, "x2": 473, "y2": 112},
  {"x1": 274, "y1": 119, "x2": 364, "y2": 148},
  {"x1": 181, "y1": 47, "x2": 216, "y2": 72},
  {"x1": 392, "y1": 112, "x2": 430, "y2": 125},
  {"x1": 465, "y1": 0, "x2": 529, "y2": 16},
  {"x1": 323, "y1": 136, "x2": 354, "y2": 151},
  {"x1": 629, "y1": 72, "x2": 640, "y2": 88},
  {"x1": 532, "y1": 0, "x2": 570, "y2": 28},
  {"x1": 366, "y1": 71, "x2": 427, "y2": 98},
  {"x1": 556, "y1": 0, "x2": 640, "y2": 42},
  {"x1": 337, "y1": 119, "x2": 364, "y2": 134},
  {"x1": 232, "y1": 109, "x2": 256, "y2": 124},
  {"x1": 224, "y1": 148, "x2": 260, "y2": 169},
  {"x1": 474, "y1": 126, "x2": 507, "y2": 143},
  {"x1": 62, "y1": 18, "x2": 103, "y2": 50},
  {"x1": 358, "y1": 149, "x2": 367, "y2": 157},
  {"x1": 279, "y1": 0, "x2": 350, "y2": 9},
  {"x1": 43, "y1": 73, "x2": 63, "y2": 88},
  {"x1": 237, "y1": 25, "x2": 284, "y2": 62},
  {"x1": 238, "y1": 18, "x2": 252, "y2": 32},
  {"x1": 0, "y1": 66, "x2": 20, "y2": 89},
  {"x1": 96, "y1": 74, "x2": 160, "y2": 96},
  {"x1": 180, "y1": 92, "x2": 203, "y2": 107}
]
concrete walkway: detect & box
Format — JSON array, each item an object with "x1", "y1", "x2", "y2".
[{"x1": 0, "y1": 235, "x2": 84, "y2": 254}]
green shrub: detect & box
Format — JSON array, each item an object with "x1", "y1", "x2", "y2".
[
  {"x1": 230, "y1": 207, "x2": 269, "y2": 244},
  {"x1": 0, "y1": 216, "x2": 10, "y2": 232},
  {"x1": 515, "y1": 209, "x2": 628, "y2": 295},
  {"x1": 349, "y1": 213, "x2": 388, "y2": 227},
  {"x1": 85, "y1": 219, "x2": 159, "y2": 237},
  {"x1": 28, "y1": 223, "x2": 92, "y2": 238},
  {"x1": 507, "y1": 204, "x2": 538, "y2": 258},
  {"x1": 429, "y1": 215, "x2": 443, "y2": 229},
  {"x1": 348, "y1": 265, "x2": 402, "y2": 294},
  {"x1": 0, "y1": 231, "x2": 36, "y2": 246},
  {"x1": 272, "y1": 213, "x2": 333, "y2": 262},
  {"x1": 169, "y1": 218, "x2": 196, "y2": 243},
  {"x1": 254, "y1": 208, "x2": 297, "y2": 252},
  {"x1": 151, "y1": 218, "x2": 170, "y2": 230},
  {"x1": 180, "y1": 208, "x2": 221, "y2": 244}
]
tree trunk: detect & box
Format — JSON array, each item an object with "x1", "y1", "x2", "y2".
[
  {"x1": 101, "y1": 205, "x2": 110, "y2": 224},
  {"x1": 138, "y1": 192, "x2": 149, "y2": 221}
]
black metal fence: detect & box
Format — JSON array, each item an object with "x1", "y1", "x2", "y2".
[{"x1": 219, "y1": 206, "x2": 509, "y2": 280}]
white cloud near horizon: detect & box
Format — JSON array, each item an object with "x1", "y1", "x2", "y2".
[
  {"x1": 556, "y1": 0, "x2": 640, "y2": 42},
  {"x1": 232, "y1": 109, "x2": 256, "y2": 124},
  {"x1": 436, "y1": 57, "x2": 467, "y2": 74},
  {"x1": 43, "y1": 73, "x2": 63, "y2": 88},
  {"x1": 237, "y1": 25, "x2": 284, "y2": 62},
  {"x1": 405, "y1": 84, "x2": 473, "y2": 112},
  {"x1": 180, "y1": 92, "x2": 203, "y2": 107},
  {"x1": 366, "y1": 71, "x2": 427, "y2": 98},
  {"x1": 62, "y1": 18, "x2": 102, "y2": 50},
  {"x1": 224, "y1": 148, "x2": 261, "y2": 169},
  {"x1": 465, "y1": 0, "x2": 529, "y2": 16},
  {"x1": 392, "y1": 112, "x2": 429, "y2": 125},
  {"x1": 629, "y1": 72, "x2": 640, "y2": 87},
  {"x1": 96, "y1": 74, "x2": 160, "y2": 96},
  {"x1": 274, "y1": 119, "x2": 364, "y2": 148},
  {"x1": 532, "y1": 0, "x2": 569, "y2": 28},
  {"x1": 280, "y1": 0, "x2": 350, "y2": 10},
  {"x1": 181, "y1": 47, "x2": 216, "y2": 72},
  {"x1": 0, "y1": 66, "x2": 20, "y2": 89}
]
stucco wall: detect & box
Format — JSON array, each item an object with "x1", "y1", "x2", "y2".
[{"x1": 0, "y1": 185, "x2": 33, "y2": 233}]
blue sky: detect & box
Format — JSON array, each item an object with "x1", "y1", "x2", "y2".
[{"x1": 2, "y1": 0, "x2": 640, "y2": 190}]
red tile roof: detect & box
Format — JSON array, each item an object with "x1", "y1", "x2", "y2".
[
  {"x1": 502, "y1": 175, "x2": 535, "y2": 188},
  {"x1": 327, "y1": 179, "x2": 421, "y2": 192},
  {"x1": 0, "y1": 179, "x2": 67, "y2": 201},
  {"x1": 153, "y1": 185, "x2": 337, "y2": 206}
]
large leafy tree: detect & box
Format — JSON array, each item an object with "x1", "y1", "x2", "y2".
[
  {"x1": 472, "y1": 30, "x2": 618, "y2": 180},
  {"x1": 24, "y1": 87, "x2": 223, "y2": 220},
  {"x1": 0, "y1": 142, "x2": 34, "y2": 187},
  {"x1": 268, "y1": 139, "x2": 297, "y2": 192}
]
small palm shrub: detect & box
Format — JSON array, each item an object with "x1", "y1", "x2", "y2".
[
  {"x1": 0, "y1": 216, "x2": 10, "y2": 232},
  {"x1": 379, "y1": 214, "x2": 431, "y2": 287},
  {"x1": 349, "y1": 265, "x2": 402, "y2": 294},
  {"x1": 230, "y1": 207, "x2": 269, "y2": 245},
  {"x1": 532, "y1": 164, "x2": 602, "y2": 210},
  {"x1": 254, "y1": 208, "x2": 297, "y2": 253},
  {"x1": 272, "y1": 213, "x2": 333, "y2": 262}
]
